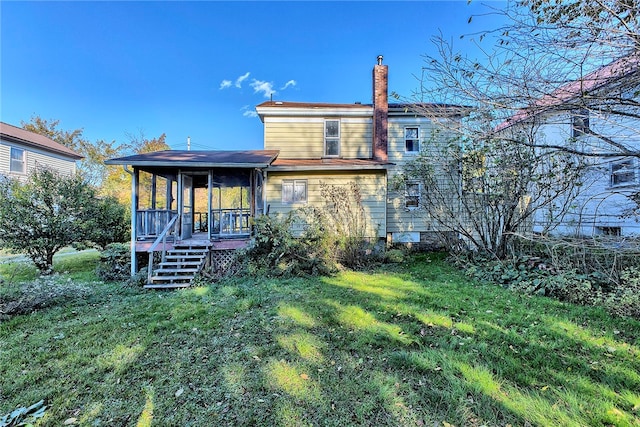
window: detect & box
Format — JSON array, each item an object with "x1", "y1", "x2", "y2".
[
  {"x1": 324, "y1": 120, "x2": 340, "y2": 157},
  {"x1": 572, "y1": 109, "x2": 590, "y2": 138},
  {"x1": 405, "y1": 181, "x2": 420, "y2": 209},
  {"x1": 610, "y1": 159, "x2": 636, "y2": 187},
  {"x1": 10, "y1": 147, "x2": 25, "y2": 173},
  {"x1": 597, "y1": 226, "x2": 621, "y2": 236},
  {"x1": 405, "y1": 127, "x2": 419, "y2": 152},
  {"x1": 282, "y1": 179, "x2": 307, "y2": 204}
]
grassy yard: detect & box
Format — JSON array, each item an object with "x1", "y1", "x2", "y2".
[{"x1": 1, "y1": 252, "x2": 639, "y2": 426}]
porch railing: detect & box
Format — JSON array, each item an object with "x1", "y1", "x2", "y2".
[
  {"x1": 136, "y1": 209, "x2": 178, "y2": 240},
  {"x1": 147, "y1": 214, "x2": 180, "y2": 285},
  {"x1": 211, "y1": 208, "x2": 251, "y2": 236}
]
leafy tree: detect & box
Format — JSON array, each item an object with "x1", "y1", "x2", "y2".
[
  {"x1": 0, "y1": 169, "x2": 127, "y2": 274},
  {"x1": 102, "y1": 132, "x2": 170, "y2": 207},
  {"x1": 22, "y1": 116, "x2": 120, "y2": 188}
]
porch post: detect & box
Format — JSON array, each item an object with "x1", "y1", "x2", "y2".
[
  {"x1": 208, "y1": 170, "x2": 213, "y2": 240},
  {"x1": 130, "y1": 167, "x2": 139, "y2": 275}
]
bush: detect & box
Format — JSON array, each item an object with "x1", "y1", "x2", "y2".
[
  {"x1": 243, "y1": 212, "x2": 335, "y2": 278},
  {"x1": 603, "y1": 267, "x2": 640, "y2": 319},
  {"x1": 95, "y1": 243, "x2": 131, "y2": 282}
]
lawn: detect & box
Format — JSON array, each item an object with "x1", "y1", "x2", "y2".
[{"x1": 1, "y1": 252, "x2": 639, "y2": 426}]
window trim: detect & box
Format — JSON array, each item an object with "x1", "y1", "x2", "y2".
[
  {"x1": 324, "y1": 119, "x2": 340, "y2": 158},
  {"x1": 282, "y1": 179, "x2": 308, "y2": 204},
  {"x1": 404, "y1": 126, "x2": 420, "y2": 153},
  {"x1": 610, "y1": 158, "x2": 637, "y2": 187},
  {"x1": 571, "y1": 109, "x2": 590, "y2": 138},
  {"x1": 10, "y1": 147, "x2": 25, "y2": 174},
  {"x1": 404, "y1": 181, "x2": 421, "y2": 210}
]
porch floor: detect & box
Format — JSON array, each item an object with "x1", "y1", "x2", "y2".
[{"x1": 135, "y1": 233, "x2": 250, "y2": 253}]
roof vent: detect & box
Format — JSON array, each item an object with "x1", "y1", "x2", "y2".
[
  {"x1": 355, "y1": 101, "x2": 361, "y2": 104},
  {"x1": 377, "y1": 55, "x2": 383, "y2": 65},
  {"x1": 275, "y1": 101, "x2": 283, "y2": 105}
]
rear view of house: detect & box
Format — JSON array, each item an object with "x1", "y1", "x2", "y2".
[
  {"x1": 0, "y1": 122, "x2": 83, "y2": 179},
  {"x1": 108, "y1": 57, "x2": 466, "y2": 286}
]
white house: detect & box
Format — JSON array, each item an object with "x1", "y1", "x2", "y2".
[
  {"x1": 498, "y1": 55, "x2": 640, "y2": 237},
  {"x1": 0, "y1": 122, "x2": 83, "y2": 180}
]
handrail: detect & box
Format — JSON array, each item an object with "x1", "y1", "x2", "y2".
[{"x1": 147, "y1": 214, "x2": 179, "y2": 284}]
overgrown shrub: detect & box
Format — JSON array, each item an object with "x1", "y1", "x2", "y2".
[
  {"x1": 242, "y1": 212, "x2": 335, "y2": 277},
  {"x1": 604, "y1": 267, "x2": 640, "y2": 318},
  {"x1": 95, "y1": 243, "x2": 130, "y2": 281}
]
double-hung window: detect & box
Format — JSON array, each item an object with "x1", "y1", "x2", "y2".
[
  {"x1": 405, "y1": 127, "x2": 420, "y2": 153},
  {"x1": 405, "y1": 181, "x2": 420, "y2": 209},
  {"x1": 610, "y1": 159, "x2": 636, "y2": 187},
  {"x1": 324, "y1": 120, "x2": 340, "y2": 157},
  {"x1": 282, "y1": 179, "x2": 307, "y2": 204},
  {"x1": 572, "y1": 109, "x2": 590, "y2": 138},
  {"x1": 10, "y1": 147, "x2": 25, "y2": 173}
]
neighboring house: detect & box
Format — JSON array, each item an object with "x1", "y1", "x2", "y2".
[
  {"x1": 106, "y1": 56, "x2": 466, "y2": 286},
  {"x1": 0, "y1": 122, "x2": 83, "y2": 180},
  {"x1": 497, "y1": 55, "x2": 640, "y2": 237}
]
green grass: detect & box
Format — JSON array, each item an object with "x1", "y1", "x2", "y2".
[{"x1": 1, "y1": 252, "x2": 639, "y2": 426}]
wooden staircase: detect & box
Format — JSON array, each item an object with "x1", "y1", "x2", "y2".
[{"x1": 145, "y1": 241, "x2": 211, "y2": 289}]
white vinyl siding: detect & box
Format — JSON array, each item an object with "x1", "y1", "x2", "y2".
[{"x1": 0, "y1": 139, "x2": 77, "y2": 179}]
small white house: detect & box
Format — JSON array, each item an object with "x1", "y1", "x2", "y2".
[{"x1": 0, "y1": 122, "x2": 83, "y2": 180}]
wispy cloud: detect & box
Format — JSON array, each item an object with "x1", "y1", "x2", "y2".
[
  {"x1": 235, "y1": 72, "x2": 250, "y2": 88},
  {"x1": 281, "y1": 80, "x2": 297, "y2": 90},
  {"x1": 219, "y1": 80, "x2": 232, "y2": 90},
  {"x1": 241, "y1": 105, "x2": 258, "y2": 118},
  {"x1": 250, "y1": 79, "x2": 276, "y2": 98}
]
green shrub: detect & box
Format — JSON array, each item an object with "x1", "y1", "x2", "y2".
[
  {"x1": 95, "y1": 243, "x2": 130, "y2": 282},
  {"x1": 243, "y1": 212, "x2": 335, "y2": 278},
  {"x1": 384, "y1": 248, "x2": 405, "y2": 263},
  {"x1": 603, "y1": 267, "x2": 640, "y2": 319}
]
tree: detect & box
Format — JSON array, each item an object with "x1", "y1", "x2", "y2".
[
  {"x1": 408, "y1": 1, "x2": 640, "y2": 159},
  {"x1": 392, "y1": 121, "x2": 585, "y2": 258},
  {"x1": 102, "y1": 132, "x2": 170, "y2": 207},
  {"x1": 0, "y1": 169, "x2": 128, "y2": 274},
  {"x1": 22, "y1": 116, "x2": 120, "y2": 188}
]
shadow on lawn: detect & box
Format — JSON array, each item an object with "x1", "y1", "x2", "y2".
[{"x1": 255, "y1": 267, "x2": 640, "y2": 426}]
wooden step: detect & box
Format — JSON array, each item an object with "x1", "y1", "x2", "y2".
[
  {"x1": 144, "y1": 283, "x2": 192, "y2": 289},
  {"x1": 153, "y1": 267, "x2": 200, "y2": 274}
]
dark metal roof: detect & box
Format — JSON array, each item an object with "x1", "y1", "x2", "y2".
[
  {"x1": 0, "y1": 122, "x2": 83, "y2": 160},
  {"x1": 105, "y1": 150, "x2": 280, "y2": 168}
]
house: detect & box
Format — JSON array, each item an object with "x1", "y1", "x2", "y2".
[
  {"x1": 497, "y1": 54, "x2": 640, "y2": 237},
  {"x1": 0, "y1": 122, "x2": 83, "y2": 180},
  {"x1": 107, "y1": 57, "x2": 466, "y2": 287}
]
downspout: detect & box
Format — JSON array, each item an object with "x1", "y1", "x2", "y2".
[{"x1": 123, "y1": 165, "x2": 138, "y2": 276}]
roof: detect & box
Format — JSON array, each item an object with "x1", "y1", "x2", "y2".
[
  {"x1": 255, "y1": 101, "x2": 469, "y2": 121},
  {"x1": 105, "y1": 150, "x2": 280, "y2": 168},
  {"x1": 0, "y1": 122, "x2": 83, "y2": 160},
  {"x1": 497, "y1": 54, "x2": 640, "y2": 131},
  {"x1": 269, "y1": 158, "x2": 389, "y2": 171}
]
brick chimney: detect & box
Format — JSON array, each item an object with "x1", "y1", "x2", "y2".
[{"x1": 372, "y1": 55, "x2": 388, "y2": 162}]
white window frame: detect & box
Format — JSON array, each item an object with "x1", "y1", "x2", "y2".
[
  {"x1": 10, "y1": 147, "x2": 25, "y2": 174},
  {"x1": 282, "y1": 179, "x2": 308, "y2": 204},
  {"x1": 324, "y1": 119, "x2": 340, "y2": 157},
  {"x1": 610, "y1": 158, "x2": 636, "y2": 187},
  {"x1": 404, "y1": 181, "x2": 421, "y2": 209},
  {"x1": 404, "y1": 126, "x2": 420, "y2": 153},
  {"x1": 572, "y1": 109, "x2": 590, "y2": 138}
]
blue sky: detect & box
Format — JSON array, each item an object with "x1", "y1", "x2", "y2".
[{"x1": 1, "y1": 1, "x2": 506, "y2": 152}]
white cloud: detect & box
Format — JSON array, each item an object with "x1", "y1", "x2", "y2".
[
  {"x1": 281, "y1": 80, "x2": 297, "y2": 90},
  {"x1": 250, "y1": 79, "x2": 276, "y2": 98},
  {"x1": 241, "y1": 105, "x2": 258, "y2": 118},
  {"x1": 219, "y1": 80, "x2": 232, "y2": 90},
  {"x1": 235, "y1": 72, "x2": 250, "y2": 88}
]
